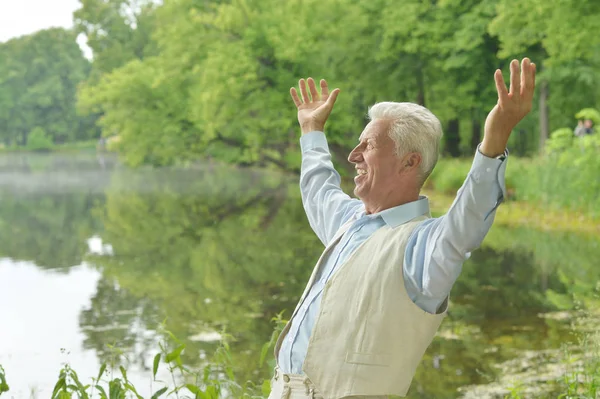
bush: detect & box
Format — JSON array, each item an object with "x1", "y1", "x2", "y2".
[
  {"x1": 510, "y1": 134, "x2": 600, "y2": 217},
  {"x1": 546, "y1": 127, "x2": 574, "y2": 153},
  {"x1": 575, "y1": 108, "x2": 600, "y2": 124},
  {"x1": 426, "y1": 158, "x2": 472, "y2": 194},
  {"x1": 27, "y1": 127, "x2": 54, "y2": 151}
]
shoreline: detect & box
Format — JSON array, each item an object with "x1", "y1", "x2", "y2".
[{"x1": 424, "y1": 189, "x2": 600, "y2": 236}]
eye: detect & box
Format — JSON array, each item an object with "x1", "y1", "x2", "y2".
[{"x1": 366, "y1": 143, "x2": 374, "y2": 150}]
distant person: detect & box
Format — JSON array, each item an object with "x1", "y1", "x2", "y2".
[
  {"x1": 268, "y1": 58, "x2": 536, "y2": 398},
  {"x1": 583, "y1": 119, "x2": 594, "y2": 135},
  {"x1": 574, "y1": 119, "x2": 594, "y2": 137}
]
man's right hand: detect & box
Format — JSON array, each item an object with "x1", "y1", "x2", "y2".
[{"x1": 290, "y1": 78, "x2": 340, "y2": 135}]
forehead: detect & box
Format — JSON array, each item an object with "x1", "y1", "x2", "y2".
[{"x1": 359, "y1": 119, "x2": 392, "y2": 141}]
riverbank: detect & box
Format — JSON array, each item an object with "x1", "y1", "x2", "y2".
[
  {"x1": 425, "y1": 189, "x2": 600, "y2": 236},
  {"x1": 0, "y1": 140, "x2": 98, "y2": 153}
]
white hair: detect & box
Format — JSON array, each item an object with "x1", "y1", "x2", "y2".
[{"x1": 367, "y1": 102, "x2": 443, "y2": 182}]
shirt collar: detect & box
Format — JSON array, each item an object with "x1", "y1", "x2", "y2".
[{"x1": 375, "y1": 195, "x2": 430, "y2": 228}]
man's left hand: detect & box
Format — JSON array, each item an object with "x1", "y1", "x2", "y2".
[{"x1": 482, "y1": 58, "x2": 536, "y2": 157}]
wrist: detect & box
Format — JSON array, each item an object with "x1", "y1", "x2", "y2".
[
  {"x1": 480, "y1": 137, "x2": 507, "y2": 158},
  {"x1": 300, "y1": 123, "x2": 324, "y2": 135}
]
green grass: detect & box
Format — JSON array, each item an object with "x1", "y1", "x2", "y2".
[
  {"x1": 426, "y1": 147, "x2": 600, "y2": 221},
  {"x1": 0, "y1": 140, "x2": 99, "y2": 153}
]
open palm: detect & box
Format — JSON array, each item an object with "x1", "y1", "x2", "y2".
[
  {"x1": 291, "y1": 78, "x2": 340, "y2": 134},
  {"x1": 483, "y1": 58, "x2": 536, "y2": 155}
]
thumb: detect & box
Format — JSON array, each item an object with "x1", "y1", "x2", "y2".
[{"x1": 326, "y1": 88, "x2": 340, "y2": 107}]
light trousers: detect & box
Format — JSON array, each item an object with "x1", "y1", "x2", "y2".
[{"x1": 267, "y1": 368, "x2": 389, "y2": 399}]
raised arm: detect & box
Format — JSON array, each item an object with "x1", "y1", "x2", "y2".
[
  {"x1": 291, "y1": 78, "x2": 361, "y2": 246},
  {"x1": 404, "y1": 58, "x2": 536, "y2": 313}
]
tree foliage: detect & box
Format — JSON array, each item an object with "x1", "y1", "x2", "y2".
[
  {"x1": 0, "y1": 28, "x2": 98, "y2": 146},
  {"x1": 70, "y1": 0, "x2": 600, "y2": 166},
  {"x1": 3, "y1": 0, "x2": 600, "y2": 162}
]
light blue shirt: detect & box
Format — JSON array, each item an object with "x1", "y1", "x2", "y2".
[{"x1": 278, "y1": 131, "x2": 508, "y2": 374}]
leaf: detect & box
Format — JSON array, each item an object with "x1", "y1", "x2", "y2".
[
  {"x1": 186, "y1": 384, "x2": 200, "y2": 394},
  {"x1": 109, "y1": 378, "x2": 123, "y2": 399},
  {"x1": 259, "y1": 330, "x2": 277, "y2": 367},
  {"x1": 165, "y1": 344, "x2": 185, "y2": 363},
  {"x1": 124, "y1": 382, "x2": 144, "y2": 399},
  {"x1": 119, "y1": 366, "x2": 127, "y2": 381},
  {"x1": 96, "y1": 364, "x2": 107, "y2": 383},
  {"x1": 51, "y1": 377, "x2": 66, "y2": 398},
  {"x1": 262, "y1": 380, "x2": 271, "y2": 396},
  {"x1": 151, "y1": 387, "x2": 168, "y2": 399},
  {"x1": 153, "y1": 353, "x2": 161, "y2": 379},
  {"x1": 95, "y1": 385, "x2": 108, "y2": 399},
  {"x1": 165, "y1": 330, "x2": 183, "y2": 345}
]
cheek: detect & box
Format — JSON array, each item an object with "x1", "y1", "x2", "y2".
[{"x1": 367, "y1": 154, "x2": 397, "y2": 177}]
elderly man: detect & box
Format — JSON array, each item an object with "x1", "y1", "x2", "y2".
[{"x1": 269, "y1": 58, "x2": 536, "y2": 399}]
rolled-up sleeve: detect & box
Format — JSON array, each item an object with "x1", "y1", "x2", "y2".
[
  {"x1": 300, "y1": 132, "x2": 362, "y2": 246},
  {"x1": 404, "y1": 147, "x2": 508, "y2": 314}
]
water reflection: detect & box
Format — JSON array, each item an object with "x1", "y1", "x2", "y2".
[
  {"x1": 0, "y1": 260, "x2": 102, "y2": 398},
  {"x1": 0, "y1": 152, "x2": 598, "y2": 398}
]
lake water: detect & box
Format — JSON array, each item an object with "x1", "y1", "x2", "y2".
[{"x1": 0, "y1": 152, "x2": 598, "y2": 398}]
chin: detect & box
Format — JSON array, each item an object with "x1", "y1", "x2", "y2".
[{"x1": 353, "y1": 186, "x2": 365, "y2": 200}]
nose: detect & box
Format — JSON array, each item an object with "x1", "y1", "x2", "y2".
[{"x1": 348, "y1": 145, "x2": 362, "y2": 164}]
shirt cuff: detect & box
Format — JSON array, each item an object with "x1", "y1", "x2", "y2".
[
  {"x1": 471, "y1": 144, "x2": 508, "y2": 200},
  {"x1": 300, "y1": 131, "x2": 329, "y2": 153}
]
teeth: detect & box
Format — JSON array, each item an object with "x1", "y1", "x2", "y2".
[{"x1": 357, "y1": 169, "x2": 367, "y2": 175}]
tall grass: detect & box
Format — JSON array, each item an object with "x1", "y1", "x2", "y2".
[
  {"x1": 0, "y1": 314, "x2": 285, "y2": 399},
  {"x1": 426, "y1": 138, "x2": 600, "y2": 220},
  {"x1": 509, "y1": 138, "x2": 600, "y2": 219}
]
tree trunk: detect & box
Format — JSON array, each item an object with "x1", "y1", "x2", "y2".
[
  {"x1": 445, "y1": 119, "x2": 461, "y2": 157},
  {"x1": 539, "y1": 80, "x2": 549, "y2": 152},
  {"x1": 470, "y1": 115, "x2": 482, "y2": 152}
]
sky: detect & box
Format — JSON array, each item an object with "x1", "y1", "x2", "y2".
[{"x1": 0, "y1": 0, "x2": 82, "y2": 43}]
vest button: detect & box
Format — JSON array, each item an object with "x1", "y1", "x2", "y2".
[{"x1": 283, "y1": 375, "x2": 290, "y2": 382}]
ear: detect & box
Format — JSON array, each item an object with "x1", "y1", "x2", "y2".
[{"x1": 400, "y1": 152, "x2": 422, "y2": 173}]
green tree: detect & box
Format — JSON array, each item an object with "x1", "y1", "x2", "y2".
[
  {"x1": 0, "y1": 28, "x2": 97, "y2": 146},
  {"x1": 489, "y1": 0, "x2": 600, "y2": 151},
  {"x1": 74, "y1": 0, "x2": 600, "y2": 165},
  {"x1": 73, "y1": 0, "x2": 158, "y2": 76}
]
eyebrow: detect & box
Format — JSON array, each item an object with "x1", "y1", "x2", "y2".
[{"x1": 358, "y1": 136, "x2": 374, "y2": 143}]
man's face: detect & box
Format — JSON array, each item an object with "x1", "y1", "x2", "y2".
[
  {"x1": 347, "y1": 119, "x2": 404, "y2": 203},
  {"x1": 584, "y1": 119, "x2": 593, "y2": 128}
]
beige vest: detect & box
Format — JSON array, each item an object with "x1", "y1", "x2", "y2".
[{"x1": 275, "y1": 216, "x2": 447, "y2": 398}]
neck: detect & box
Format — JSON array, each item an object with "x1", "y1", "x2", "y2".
[{"x1": 363, "y1": 189, "x2": 420, "y2": 214}]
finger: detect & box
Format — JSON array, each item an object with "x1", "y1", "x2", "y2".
[
  {"x1": 520, "y1": 58, "x2": 529, "y2": 95},
  {"x1": 299, "y1": 79, "x2": 309, "y2": 103},
  {"x1": 320, "y1": 79, "x2": 329, "y2": 100},
  {"x1": 326, "y1": 88, "x2": 340, "y2": 107},
  {"x1": 509, "y1": 59, "x2": 520, "y2": 96},
  {"x1": 290, "y1": 87, "x2": 302, "y2": 107},
  {"x1": 307, "y1": 78, "x2": 319, "y2": 102},
  {"x1": 531, "y1": 62, "x2": 537, "y2": 92},
  {"x1": 523, "y1": 59, "x2": 536, "y2": 102},
  {"x1": 494, "y1": 69, "x2": 509, "y2": 104}
]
